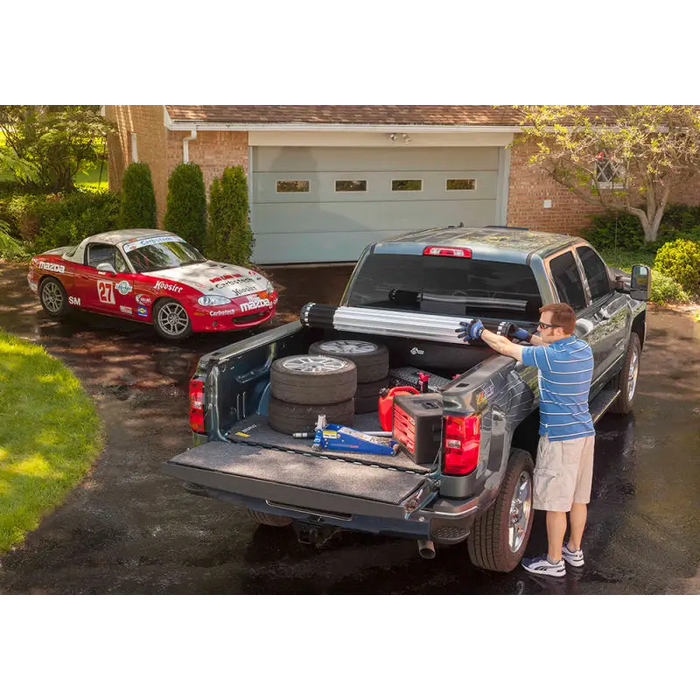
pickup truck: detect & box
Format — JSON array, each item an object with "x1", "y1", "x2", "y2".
[{"x1": 164, "y1": 225, "x2": 651, "y2": 573}]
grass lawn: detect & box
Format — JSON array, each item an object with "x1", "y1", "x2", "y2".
[{"x1": 0, "y1": 331, "x2": 103, "y2": 554}]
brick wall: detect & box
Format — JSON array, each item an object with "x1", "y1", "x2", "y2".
[
  {"x1": 105, "y1": 105, "x2": 169, "y2": 223},
  {"x1": 165, "y1": 130, "x2": 249, "y2": 195}
]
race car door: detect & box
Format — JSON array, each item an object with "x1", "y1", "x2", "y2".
[{"x1": 74, "y1": 243, "x2": 138, "y2": 317}]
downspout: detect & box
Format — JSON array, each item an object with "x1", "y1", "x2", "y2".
[{"x1": 182, "y1": 128, "x2": 198, "y2": 163}]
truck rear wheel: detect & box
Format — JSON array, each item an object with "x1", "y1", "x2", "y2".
[
  {"x1": 467, "y1": 448, "x2": 534, "y2": 573},
  {"x1": 246, "y1": 509, "x2": 292, "y2": 527}
]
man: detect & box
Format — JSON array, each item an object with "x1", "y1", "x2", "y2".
[{"x1": 456, "y1": 303, "x2": 595, "y2": 578}]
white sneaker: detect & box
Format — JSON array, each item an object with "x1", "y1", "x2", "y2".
[
  {"x1": 561, "y1": 543, "x2": 585, "y2": 567},
  {"x1": 522, "y1": 555, "x2": 566, "y2": 578}
]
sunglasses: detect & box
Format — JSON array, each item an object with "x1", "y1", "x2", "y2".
[{"x1": 537, "y1": 321, "x2": 561, "y2": 330}]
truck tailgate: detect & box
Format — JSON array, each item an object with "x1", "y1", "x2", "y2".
[{"x1": 164, "y1": 441, "x2": 431, "y2": 515}]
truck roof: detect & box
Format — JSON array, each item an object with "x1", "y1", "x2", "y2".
[{"x1": 372, "y1": 226, "x2": 582, "y2": 262}]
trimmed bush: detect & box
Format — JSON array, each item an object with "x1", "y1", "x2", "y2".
[
  {"x1": 119, "y1": 162, "x2": 157, "y2": 229},
  {"x1": 164, "y1": 162, "x2": 206, "y2": 250},
  {"x1": 206, "y1": 166, "x2": 254, "y2": 265},
  {"x1": 580, "y1": 211, "x2": 645, "y2": 251},
  {"x1": 654, "y1": 239, "x2": 700, "y2": 295},
  {"x1": 0, "y1": 190, "x2": 119, "y2": 253},
  {"x1": 649, "y1": 271, "x2": 690, "y2": 305}
]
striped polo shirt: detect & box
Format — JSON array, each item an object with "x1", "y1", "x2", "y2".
[{"x1": 521, "y1": 335, "x2": 595, "y2": 441}]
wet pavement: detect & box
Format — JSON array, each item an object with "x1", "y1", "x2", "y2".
[{"x1": 0, "y1": 261, "x2": 699, "y2": 594}]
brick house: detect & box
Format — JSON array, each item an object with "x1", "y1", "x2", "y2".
[{"x1": 105, "y1": 105, "x2": 700, "y2": 264}]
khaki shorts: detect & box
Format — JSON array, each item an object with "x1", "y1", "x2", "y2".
[{"x1": 533, "y1": 434, "x2": 595, "y2": 512}]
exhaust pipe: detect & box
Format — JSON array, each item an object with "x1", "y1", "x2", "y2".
[{"x1": 417, "y1": 539, "x2": 436, "y2": 560}]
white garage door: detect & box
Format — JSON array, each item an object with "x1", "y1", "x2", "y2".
[{"x1": 251, "y1": 146, "x2": 501, "y2": 264}]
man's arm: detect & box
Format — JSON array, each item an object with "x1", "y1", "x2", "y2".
[{"x1": 481, "y1": 328, "x2": 523, "y2": 361}]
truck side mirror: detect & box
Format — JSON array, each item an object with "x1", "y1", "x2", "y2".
[{"x1": 630, "y1": 265, "x2": 651, "y2": 301}]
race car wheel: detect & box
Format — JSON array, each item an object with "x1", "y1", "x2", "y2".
[
  {"x1": 153, "y1": 299, "x2": 192, "y2": 341},
  {"x1": 354, "y1": 378, "x2": 388, "y2": 414},
  {"x1": 39, "y1": 277, "x2": 70, "y2": 318},
  {"x1": 308, "y1": 339, "x2": 389, "y2": 383},
  {"x1": 268, "y1": 396, "x2": 355, "y2": 435},
  {"x1": 270, "y1": 355, "x2": 357, "y2": 405}
]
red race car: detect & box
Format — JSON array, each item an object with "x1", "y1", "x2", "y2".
[{"x1": 27, "y1": 229, "x2": 279, "y2": 340}]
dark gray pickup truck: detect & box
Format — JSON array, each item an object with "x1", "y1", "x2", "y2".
[{"x1": 164, "y1": 226, "x2": 651, "y2": 573}]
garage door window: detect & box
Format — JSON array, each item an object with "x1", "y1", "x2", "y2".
[
  {"x1": 276, "y1": 180, "x2": 310, "y2": 193},
  {"x1": 392, "y1": 179, "x2": 422, "y2": 192},
  {"x1": 446, "y1": 179, "x2": 476, "y2": 190},
  {"x1": 335, "y1": 180, "x2": 367, "y2": 192}
]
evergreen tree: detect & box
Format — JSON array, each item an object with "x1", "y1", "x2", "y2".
[
  {"x1": 119, "y1": 161, "x2": 157, "y2": 229},
  {"x1": 163, "y1": 162, "x2": 206, "y2": 250}
]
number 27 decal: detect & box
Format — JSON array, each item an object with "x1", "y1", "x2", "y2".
[{"x1": 97, "y1": 280, "x2": 115, "y2": 305}]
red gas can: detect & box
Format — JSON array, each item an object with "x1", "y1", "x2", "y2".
[{"x1": 378, "y1": 386, "x2": 419, "y2": 432}]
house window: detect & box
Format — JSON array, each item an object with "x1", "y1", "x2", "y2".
[
  {"x1": 446, "y1": 178, "x2": 476, "y2": 191},
  {"x1": 392, "y1": 179, "x2": 422, "y2": 192},
  {"x1": 335, "y1": 180, "x2": 367, "y2": 192},
  {"x1": 595, "y1": 151, "x2": 625, "y2": 189},
  {"x1": 276, "y1": 180, "x2": 310, "y2": 193}
]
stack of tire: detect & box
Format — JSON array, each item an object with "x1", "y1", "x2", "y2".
[
  {"x1": 308, "y1": 339, "x2": 390, "y2": 415},
  {"x1": 268, "y1": 354, "x2": 358, "y2": 435}
]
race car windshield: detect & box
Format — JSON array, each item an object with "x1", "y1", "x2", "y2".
[{"x1": 124, "y1": 240, "x2": 206, "y2": 273}]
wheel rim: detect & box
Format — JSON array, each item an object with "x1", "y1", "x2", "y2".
[
  {"x1": 317, "y1": 340, "x2": 377, "y2": 355},
  {"x1": 508, "y1": 471, "x2": 532, "y2": 553},
  {"x1": 157, "y1": 302, "x2": 189, "y2": 336},
  {"x1": 41, "y1": 281, "x2": 63, "y2": 313},
  {"x1": 282, "y1": 355, "x2": 347, "y2": 373},
  {"x1": 627, "y1": 345, "x2": 639, "y2": 403}
]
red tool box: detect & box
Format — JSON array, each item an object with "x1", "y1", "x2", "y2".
[{"x1": 392, "y1": 393, "x2": 443, "y2": 465}]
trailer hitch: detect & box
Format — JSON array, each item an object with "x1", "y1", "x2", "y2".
[{"x1": 293, "y1": 522, "x2": 337, "y2": 546}]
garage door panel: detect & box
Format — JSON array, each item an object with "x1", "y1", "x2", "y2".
[
  {"x1": 254, "y1": 200, "x2": 496, "y2": 235},
  {"x1": 255, "y1": 171, "x2": 498, "y2": 204},
  {"x1": 255, "y1": 146, "x2": 500, "y2": 172}
]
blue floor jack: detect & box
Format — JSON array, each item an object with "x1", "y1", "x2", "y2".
[{"x1": 292, "y1": 414, "x2": 400, "y2": 456}]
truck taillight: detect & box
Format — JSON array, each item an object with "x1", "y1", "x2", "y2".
[
  {"x1": 189, "y1": 378, "x2": 206, "y2": 434},
  {"x1": 423, "y1": 246, "x2": 472, "y2": 258},
  {"x1": 443, "y1": 415, "x2": 481, "y2": 475}
]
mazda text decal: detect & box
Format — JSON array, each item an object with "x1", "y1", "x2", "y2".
[
  {"x1": 38, "y1": 262, "x2": 65, "y2": 273},
  {"x1": 239, "y1": 297, "x2": 272, "y2": 312},
  {"x1": 154, "y1": 281, "x2": 183, "y2": 294}
]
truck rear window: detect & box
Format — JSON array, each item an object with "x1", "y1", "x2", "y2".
[{"x1": 346, "y1": 254, "x2": 542, "y2": 322}]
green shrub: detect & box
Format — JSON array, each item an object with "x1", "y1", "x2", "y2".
[
  {"x1": 0, "y1": 220, "x2": 29, "y2": 261},
  {"x1": 164, "y1": 162, "x2": 206, "y2": 250},
  {"x1": 206, "y1": 166, "x2": 254, "y2": 265},
  {"x1": 0, "y1": 190, "x2": 119, "y2": 252},
  {"x1": 649, "y1": 271, "x2": 690, "y2": 304},
  {"x1": 119, "y1": 162, "x2": 157, "y2": 229},
  {"x1": 580, "y1": 212, "x2": 645, "y2": 251},
  {"x1": 654, "y1": 239, "x2": 700, "y2": 294}
]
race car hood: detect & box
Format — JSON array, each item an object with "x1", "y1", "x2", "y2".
[{"x1": 140, "y1": 261, "x2": 270, "y2": 298}]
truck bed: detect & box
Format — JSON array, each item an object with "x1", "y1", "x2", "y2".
[{"x1": 224, "y1": 413, "x2": 433, "y2": 474}]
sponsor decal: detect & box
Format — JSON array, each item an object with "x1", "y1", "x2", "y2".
[
  {"x1": 122, "y1": 235, "x2": 183, "y2": 253},
  {"x1": 209, "y1": 308, "x2": 240, "y2": 317},
  {"x1": 210, "y1": 273, "x2": 243, "y2": 283},
  {"x1": 38, "y1": 261, "x2": 65, "y2": 273},
  {"x1": 115, "y1": 280, "x2": 133, "y2": 295},
  {"x1": 214, "y1": 279, "x2": 259, "y2": 294},
  {"x1": 154, "y1": 280, "x2": 183, "y2": 294},
  {"x1": 97, "y1": 280, "x2": 115, "y2": 305},
  {"x1": 68, "y1": 296, "x2": 81, "y2": 306},
  {"x1": 135, "y1": 294, "x2": 152, "y2": 306},
  {"x1": 119, "y1": 305, "x2": 133, "y2": 315},
  {"x1": 137, "y1": 306, "x2": 148, "y2": 317},
  {"x1": 239, "y1": 297, "x2": 273, "y2": 313}
]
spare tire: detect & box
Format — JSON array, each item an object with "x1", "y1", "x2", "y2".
[
  {"x1": 271, "y1": 355, "x2": 357, "y2": 405},
  {"x1": 308, "y1": 339, "x2": 389, "y2": 383},
  {"x1": 268, "y1": 396, "x2": 355, "y2": 435},
  {"x1": 355, "y1": 378, "x2": 387, "y2": 414}
]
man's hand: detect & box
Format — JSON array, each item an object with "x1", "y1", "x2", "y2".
[
  {"x1": 497, "y1": 321, "x2": 532, "y2": 343},
  {"x1": 455, "y1": 319, "x2": 485, "y2": 342}
]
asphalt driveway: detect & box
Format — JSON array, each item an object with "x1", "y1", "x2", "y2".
[{"x1": 0, "y1": 261, "x2": 698, "y2": 594}]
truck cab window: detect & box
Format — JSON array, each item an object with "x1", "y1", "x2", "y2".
[
  {"x1": 549, "y1": 251, "x2": 586, "y2": 310},
  {"x1": 577, "y1": 246, "x2": 611, "y2": 301}
]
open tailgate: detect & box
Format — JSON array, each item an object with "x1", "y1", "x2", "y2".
[{"x1": 164, "y1": 441, "x2": 433, "y2": 518}]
